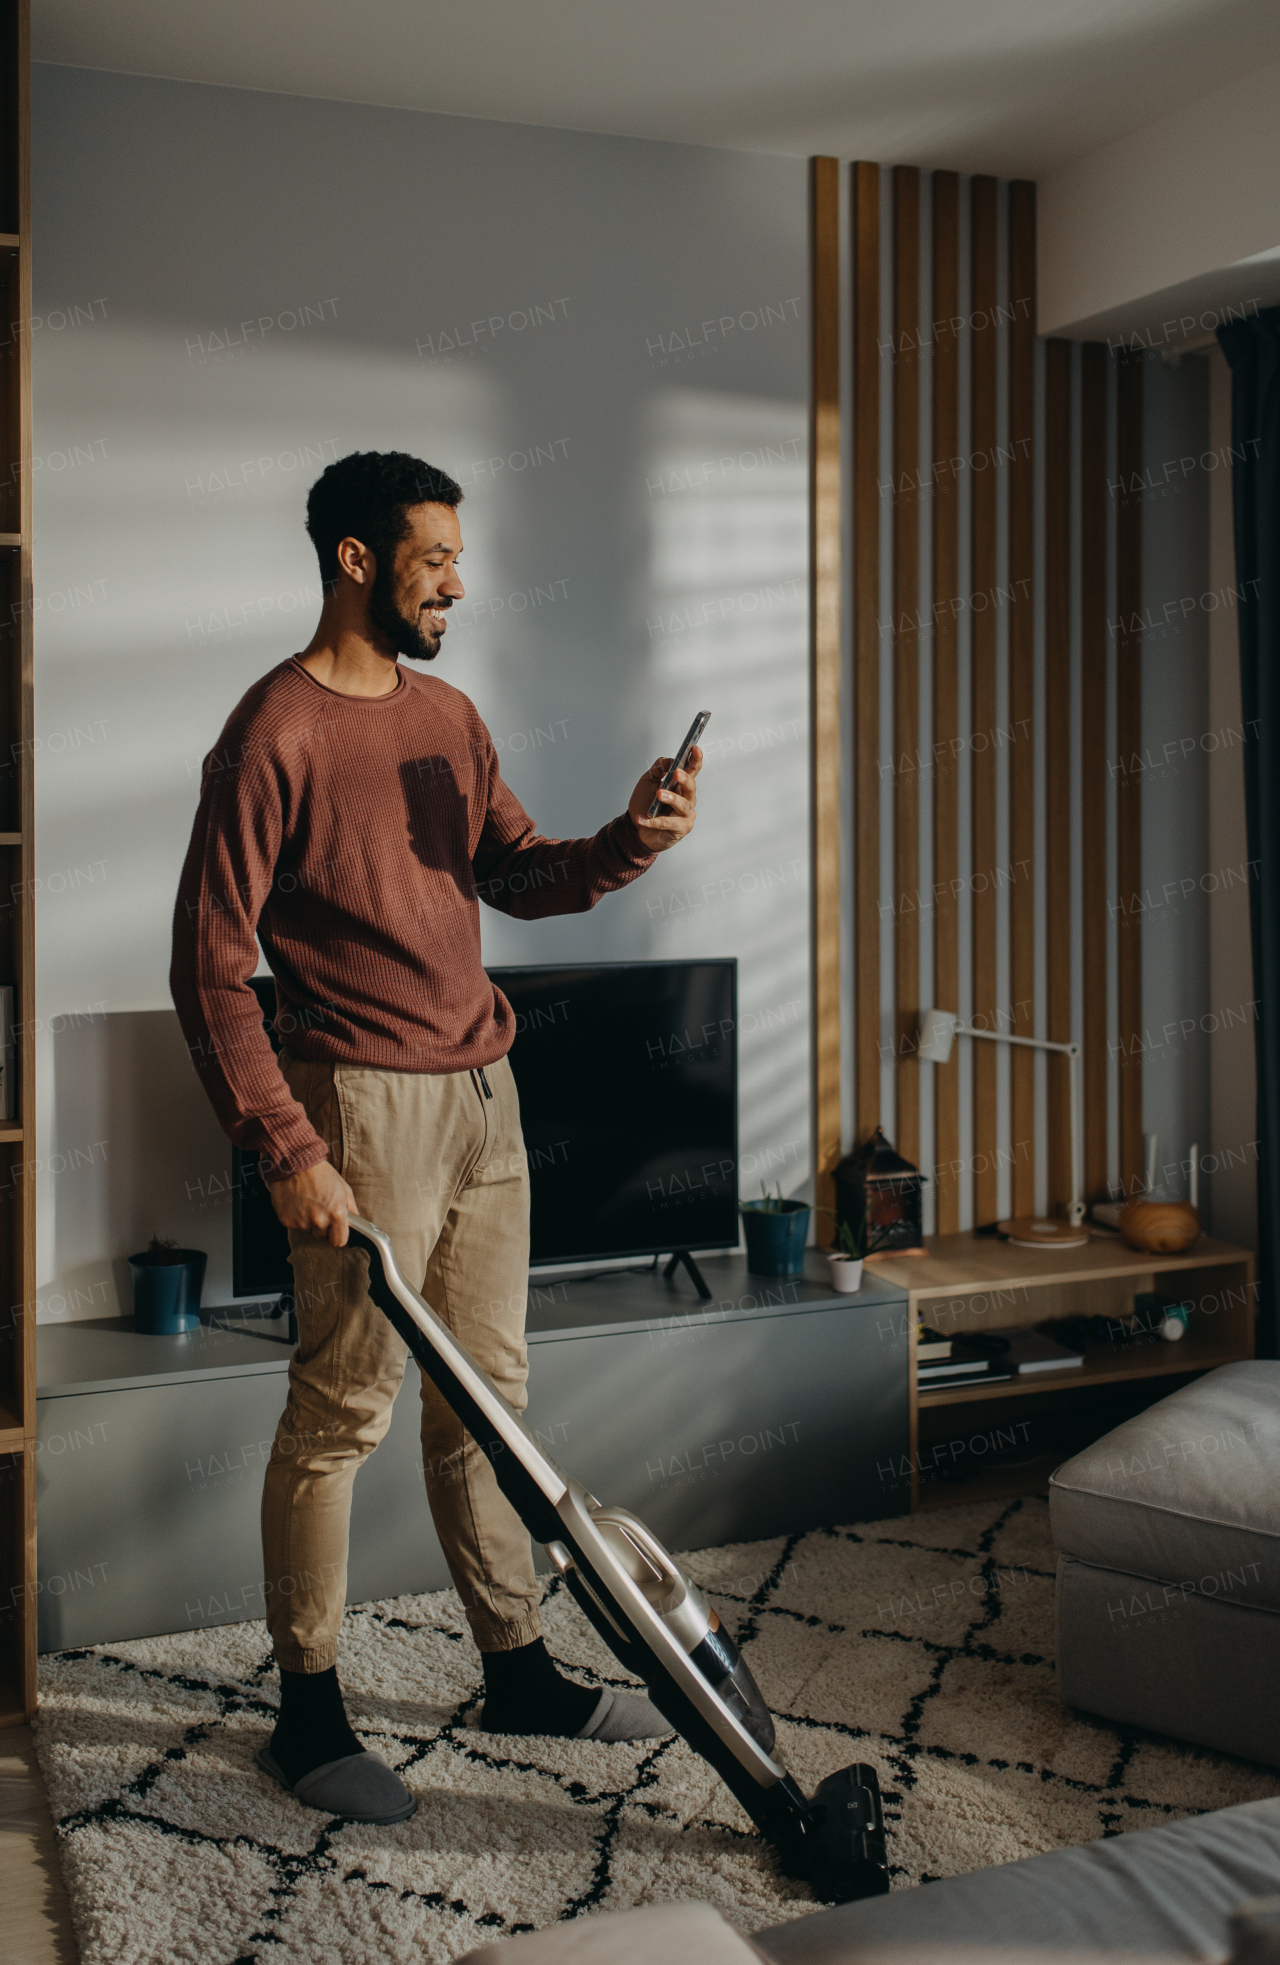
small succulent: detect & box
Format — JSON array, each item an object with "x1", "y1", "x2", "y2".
[{"x1": 144, "y1": 1233, "x2": 185, "y2": 1266}]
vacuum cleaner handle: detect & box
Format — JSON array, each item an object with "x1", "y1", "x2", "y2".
[{"x1": 345, "y1": 1218, "x2": 567, "y2": 1544}]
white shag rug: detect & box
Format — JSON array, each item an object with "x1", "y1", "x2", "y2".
[{"x1": 36, "y1": 1496, "x2": 1278, "y2": 1965}]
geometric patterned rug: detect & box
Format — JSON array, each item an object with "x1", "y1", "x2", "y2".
[{"x1": 34, "y1": 1496, "x2": 1279, "y2": 1964}]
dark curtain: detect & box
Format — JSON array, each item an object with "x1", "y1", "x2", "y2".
[{"x1": 1218, "y1": 306, "x2": 1280, "y2": 1358}]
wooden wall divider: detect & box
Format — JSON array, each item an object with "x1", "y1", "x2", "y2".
[
  {"x1": 852, "y1": 162, "x2": 882, "y2": 1145},
  {"x1": 1007, "y1": 181, "x2": 1036, "y2": 1216},
  {"x1": 931, "y1": 172, "x2": 961, "y2": 1230},
  {"x1": 809, "y1": 157, "x2": 842, "y2": 1220},
  {"x1": 1043, "y1": 338, "x2": 1074, "y2": 1213},
  {"x1": 892, "y1": 166, "x2": 921, "y2": 1168},
  {"x1": 969, "y1": 177, "x2": 999, "y2": 1224},
  {"x1": 815, "y1": 162, "x2": 1142, "y2": 1240}
]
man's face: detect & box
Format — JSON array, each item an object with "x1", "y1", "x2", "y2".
[{"x1": 367, "y1": 502, "x2": 465, "y2": 662}]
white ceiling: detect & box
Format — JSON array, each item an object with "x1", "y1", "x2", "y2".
[{"x1": 32, "y1": 0, "x2": 1280, "y2": 178}]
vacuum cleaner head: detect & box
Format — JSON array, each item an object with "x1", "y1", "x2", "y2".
[{"x1": 346, "y1": 1216, "x2": 889, "y2": 1905}]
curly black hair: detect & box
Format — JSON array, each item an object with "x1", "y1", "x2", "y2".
[{"x1": 305, "y1": 450, "x2": 463, "y2": 585}]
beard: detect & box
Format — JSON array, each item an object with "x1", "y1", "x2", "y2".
[{"x1": 367, "y1": 559, "x2": 449, "y2": 663}]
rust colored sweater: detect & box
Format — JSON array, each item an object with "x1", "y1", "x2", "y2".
[{"x1": 170, "y1": 657, "x2": 655, "y2": 1179}]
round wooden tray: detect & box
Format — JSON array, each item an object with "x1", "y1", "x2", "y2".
[{"x1": 998, "y1": 1216, "x2": 1091, "y2": 1250}]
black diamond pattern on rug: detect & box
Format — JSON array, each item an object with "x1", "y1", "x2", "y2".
[{"x1": 35, "y1": 1497, "x2": 1278, "y2": 1964}]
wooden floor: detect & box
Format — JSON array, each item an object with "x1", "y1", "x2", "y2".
[{"x1": 0, "y1": 1725, "x2": 78, "y2": 1963}]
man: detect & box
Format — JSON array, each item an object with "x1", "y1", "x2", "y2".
[{"x1": 171, "y1": 450, "x2": 701, "y2": 1825}]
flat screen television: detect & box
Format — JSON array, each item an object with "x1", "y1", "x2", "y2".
[{"x1": 232, "y1": 959, "x2": 738, "y2": 1297}]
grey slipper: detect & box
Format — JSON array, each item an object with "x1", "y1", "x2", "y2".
[
  {"x1": 575, "y1": 1688, "x2": 674, "y2": 1743},
  {"x1": 256, "y1": 1745, "x2": 416, "y2": 1824}
]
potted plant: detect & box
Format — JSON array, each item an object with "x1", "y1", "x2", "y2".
[
  {"x1": 826, "y1": 1218, "x2": 866, "y2": 1292},
  {"x1": 739, "y1": 1185, "x2": 811, "y2": 1277},
  {"x1": 127, "y1": 1233, "x2": 207, "y2": 1336},
  {"x1": 818, "y1": 1204, "x2": 890, "y2": 1292}
]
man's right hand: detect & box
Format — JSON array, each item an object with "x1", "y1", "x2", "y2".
[{"x1": 268, "y1": 1160, "x2": 357, "y2": 1248}]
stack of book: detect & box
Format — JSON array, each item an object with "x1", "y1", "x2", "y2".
[
  {"x1": 917, "y1": 1326, "x2": 1011, "y2": 1389},
  {"x1": 916, "y1": 1323, "x2": 1084, "y2": 1389}
]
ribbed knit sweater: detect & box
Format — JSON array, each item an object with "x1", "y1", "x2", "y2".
[{"x1": 170, "y1": 658, "x2": 655, "y2": 1180}]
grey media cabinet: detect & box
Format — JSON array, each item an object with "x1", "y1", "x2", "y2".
[{"x1": 34, "y1": 1253, "x2": 910, "y2": 1653}]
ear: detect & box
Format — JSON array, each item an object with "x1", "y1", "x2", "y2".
[{"x1": 336, "y1": 535, "x2": 375, "y2": 585}]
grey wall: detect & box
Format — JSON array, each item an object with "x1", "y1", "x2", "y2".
[
  {"x1": 1132, "y1": 346, "x2": 1255, "y2": 1236},
  {"x1": 30, "y1": 67, "x2": 809, "y2": 1316}
]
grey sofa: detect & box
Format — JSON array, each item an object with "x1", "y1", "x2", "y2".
[
  {"x1": 460, "y1": 1793, "x2": 1280, "y2": 1961},
  {"x1": 1050, "y1": 1361, "x2": 1280, "y2": 1768}
]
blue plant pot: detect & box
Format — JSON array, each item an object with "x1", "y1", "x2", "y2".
[
  {"x1": 128, "y1": 1250, "x2": 206, "y2": 1335},
  {"x1": 740, "y1": 1202, "x2": 811, "y2": 1276}
]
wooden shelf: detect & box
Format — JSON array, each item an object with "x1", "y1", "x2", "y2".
[
  {"x1": 874, "y1": 1229, "x2": 1251, "y2": 1299},
  {"x1": 916, "y1": 1448, "x2": 1066, "y2": 1513},
  {"x1": 918, "y1": 1339, "x2": 1251, "y2": 1407},
  {"x1": 894, "y1": 1231, "x2": 1255, "y2": 1511},
  {"x1": 0, "y1": 0, "x2": 36, "y2": 1725},
  {"x1": 0, "y1": 1387, "x2": 22, "y2": 1447}
]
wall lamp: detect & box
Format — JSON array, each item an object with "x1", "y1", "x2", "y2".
[{"x1": 916, "y1": 1008, "x2": 1085, "y2": 1232}]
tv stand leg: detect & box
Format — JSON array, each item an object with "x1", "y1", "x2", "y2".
[{"x1": 662, "y1": 1250, "x2": 712, "y2": 1300}]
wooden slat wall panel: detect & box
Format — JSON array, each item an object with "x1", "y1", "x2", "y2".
[
  {"x1": 893, "y1": 166, "x2": 920, "y2": 1167},
  {"x1": 931, "y1": 172, "x2": 961, "y2": 1230},
  {"x1": 1044, "y1": 338, "x2": 1073, "y2": 1213},
  {"x1": 852, "y1": 161, "x2": 882, "y2": 1143},
  {"x1": 809, "y1": 158, "x2": 842, "y2": 1219},
  {"x1": 1007, "y1": 181, "x2": 1036, "y2": 1214},
  {"x1": 1115, "y1": 351, "x2": 1144, "y2": 1197},
  {"x1": 835, "y1": 164, "x2": 1143, "y2": 1233},
  {"x1": 969, "y1": 176, "x2": 999, "y2": 1223},
  {"x1": 1080, "y1": 341, "x2": 1109, "y2": 1203}
]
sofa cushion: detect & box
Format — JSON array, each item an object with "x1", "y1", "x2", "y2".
[
  {"x1": 1056, "y1": 1553, "x2": 1280, "y2": 1766},
  {"x1": 458, "y1": 1901, "x2": 768, "y2": 1964},
  {"x1": 1048, "y1": 1361, "x2": 1280, "y2": 1613},
  {"x1": 755, "y1": 1795, "x2": 1280, "y2": 1961}
]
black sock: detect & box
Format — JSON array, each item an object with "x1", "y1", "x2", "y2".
[
  {"x1": 270, "y1": 1665, "x2": 364, "y2": 1787},
  {"x1": 479, "y1": 1638, "x2": 602, "y2": 1737}
]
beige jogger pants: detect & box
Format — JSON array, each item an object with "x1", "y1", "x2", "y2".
[{"x1": 260, "y1": 1049, "x2": 541, "y2": 1673}]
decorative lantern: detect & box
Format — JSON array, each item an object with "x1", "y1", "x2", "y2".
[{"x1": 834, "y1": 1126, "x2": 927, "y2": 1257}]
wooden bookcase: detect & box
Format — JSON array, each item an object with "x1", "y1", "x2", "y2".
[
  {"x1": 0, "y1": 0, "x2": 34, "y2": 1724},
  {"x1": 870, "y1": 1232, "x2": 1255, "y2": 1513}
]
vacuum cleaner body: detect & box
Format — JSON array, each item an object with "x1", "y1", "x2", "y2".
[{"x1": 347, "y1": 1217, "x2": 889, "y2": 1905}]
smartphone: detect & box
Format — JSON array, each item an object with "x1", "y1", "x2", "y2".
[{"x1": 647, "y1": 711, "x2": 711, "y2": 817}]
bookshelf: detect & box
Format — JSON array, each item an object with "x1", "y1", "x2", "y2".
[
  {"x1": 0, "y1": 0, "x2": 34, "y2": 1724},
  {"x1": 868, "y1": 1232, "x2": 1255, "y2": 1513}
]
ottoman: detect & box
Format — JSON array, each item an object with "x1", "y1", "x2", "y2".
[{"x1": 1050, "y1": 1360, "x2": 1280, "y2": 1767}]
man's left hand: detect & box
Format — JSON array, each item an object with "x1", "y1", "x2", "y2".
[{"x1": 628, "y1": 747, "x2": 702, "y2": 854}]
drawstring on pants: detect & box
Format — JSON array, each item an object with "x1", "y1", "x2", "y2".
[{"x1": 475, "y1": 1065, "x2": 493, "y2": 1100}]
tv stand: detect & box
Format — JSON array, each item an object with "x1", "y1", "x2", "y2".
[
  {"x1": 662, "y1": 1249, "x2": 712, "y2": 1299},
  {"x1": 35, "y1": 1253, "x2": 911, "y2": 1651},
  {"x1": 203, "y1": 1296, "x2": 297, "y2": 1346}
]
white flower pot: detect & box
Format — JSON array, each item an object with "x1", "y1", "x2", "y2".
[{"x1": 827, "y1": 1254, "x2": 864, "y2": 1293}]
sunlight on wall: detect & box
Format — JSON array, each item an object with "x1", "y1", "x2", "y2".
[
  {"x1": 31, "y1": 69, "x2": 808, "y2": 1315},
  {"x1": 642, "y1": 388, "x2": 809, "y2": 1205},
  {"x1": 33, "y1": 327, "x2": 498, "y2": 1304}
]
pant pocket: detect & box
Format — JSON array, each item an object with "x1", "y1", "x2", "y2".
[{"x1": 283, "y1": 1053, "x2": 346, "y2": 1172}]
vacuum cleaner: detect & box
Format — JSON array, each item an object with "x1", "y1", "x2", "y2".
[{"x1": 346, "y1": 1215, "x2": 889, "y2": 1905}]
